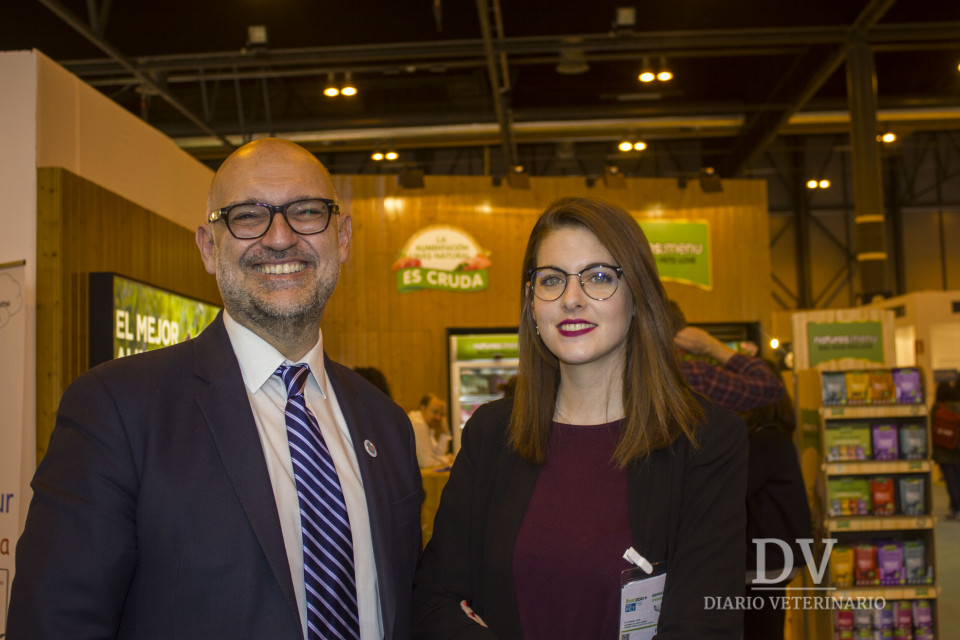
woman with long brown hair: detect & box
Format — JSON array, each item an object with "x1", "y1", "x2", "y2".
[{"x1": 413, "y1": 197, "x2": 747, "y2": 639}]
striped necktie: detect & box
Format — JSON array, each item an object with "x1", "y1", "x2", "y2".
[{"x1": 276, "y1": 363, "x2": 361, "y2": 640}]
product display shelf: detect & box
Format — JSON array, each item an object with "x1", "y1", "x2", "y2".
[
  {"x1": 831, "y1": 585, "x2": 939, "y2": 601},
  {"x1": 796, "y1": 368, "x2": 940, "y2": 639}
]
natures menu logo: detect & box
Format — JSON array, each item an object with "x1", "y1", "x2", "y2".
[
  {"x1": 636, "y1": 219, "x2": 712, "y2": 290},
  {"x1": 393, "y1": 225, "x2": 491, "y2": 293}
]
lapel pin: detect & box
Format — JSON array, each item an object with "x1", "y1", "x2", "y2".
[{"x1": 364, "y1": 440, "x2": 377, "y2": 457}]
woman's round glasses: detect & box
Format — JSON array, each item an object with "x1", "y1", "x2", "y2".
[
  {"x1": 207, "y1": 197, "x2": 339, "y2": 239},
  {"x1": 527, "y1": 264, "x2": 623, "y2": 301}
]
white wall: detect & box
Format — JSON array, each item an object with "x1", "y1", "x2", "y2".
[
  {"x1": 36, "y1": 52, "x2": 214, "y2": 230},
  {"x1": 0, "y1": 51, "x2": 39, "y2": 537},
  {"x1": 0, "y1": 50, "x2": 216, "y2": 559}
]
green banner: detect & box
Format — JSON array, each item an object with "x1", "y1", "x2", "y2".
[
  {"x1": 807, "y1": 321, "x2": 884, "y2": 367},
  {"x1": 113, "y1": 277, "x2": 221, "y2": 358},
  {"x1": 397, "y1": 267, "x2": 488, "y2": 293},
  {"x1": 453, "y1": 334, "x2": 519, "y2": 360},
  {"x1": 637, "y1": 220, "x2": 711, "y2": 289}
]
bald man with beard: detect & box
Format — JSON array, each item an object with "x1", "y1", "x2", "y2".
[{"x1": 9, "y1": 139, "x2": 422, "y2": 640}]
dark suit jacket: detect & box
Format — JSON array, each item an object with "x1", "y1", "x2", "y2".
[
  {"x1": 9, "y1": 314, "x2": 422, "y2": 640},
  {"x1": 413, "y1": 396, "x2": 747, "y2": 640}
]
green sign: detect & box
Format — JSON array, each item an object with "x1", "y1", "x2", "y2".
[
  {"x1": 113, "y1": 276, "x2": 221, "y2": 358},
  {"x1": 637, "y1": 220, "x2": 711, "y2": 289},
  {"x1": 453, "y1": 334, "x2": 519, "y2": 360},
  {"x1": 394, "y1": 225, "x2": 491, "y2": 293},
  {"x1": 397, "y1": 268, "x2": 488, "y2": 293},
  {"x1": 807, "y1": 321, "x2": 884, "y2": 367}
]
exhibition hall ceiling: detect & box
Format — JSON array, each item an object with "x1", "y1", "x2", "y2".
[{"x1": 7, "y1": 0, "x2": 960, "y2": 174}]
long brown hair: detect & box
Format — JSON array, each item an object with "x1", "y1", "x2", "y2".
[{"x1": 508, "y1": 197, "x2": 703, "y2": 468}]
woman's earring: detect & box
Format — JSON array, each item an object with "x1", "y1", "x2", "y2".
[{"x1": 535, "y1": 324, "x2": 540, "y2": 336}]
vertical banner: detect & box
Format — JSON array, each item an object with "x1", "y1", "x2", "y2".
[{"x1": 0, "y1": 260, "x2": 26, "y2": 635}]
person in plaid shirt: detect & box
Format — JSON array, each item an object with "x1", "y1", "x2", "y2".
[{"x1": 667, "y1": 301, "x2": 785, "y2": 412}]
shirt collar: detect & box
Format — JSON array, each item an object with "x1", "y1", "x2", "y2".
[{"x1": 222, "y1": 310, "x2": 328, "y2": 397}]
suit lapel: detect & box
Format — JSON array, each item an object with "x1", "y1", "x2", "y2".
[
  {"x1": 485, "y1": 446, "x2": 540, "y2": 633},
  {"x1": 325, "y1": 360, "x2": 398, "y2": 637},
  {"x1": 191, "y1": 315, "x2": 302, "y2": 633}
]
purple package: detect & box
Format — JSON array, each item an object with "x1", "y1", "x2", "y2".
[
  {"x1": 911, "y1": 600, "x2": 933, "y2": 628},
  {"x1": 872, "y1": 424, "x2": 899, "y2": 461},
  {"x1": 872, "y1": 601, "x2": 895, "y2": 629},
  {"x1": 914, "y1": 628, "x2": 934, "y2": 640},
  {"x1": 913, "y1": 624, "x2": 931, "y2": 638},
  {"x1": 878, "y1": 543, "x2": 904, "y2": 585},
  {"x1": 893, "y1": 367, "x2": 923, "y2": 404}
]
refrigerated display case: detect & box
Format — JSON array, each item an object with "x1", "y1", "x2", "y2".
[{"x1": 448, "y1": 328, "x2": 519, "y2": 454}]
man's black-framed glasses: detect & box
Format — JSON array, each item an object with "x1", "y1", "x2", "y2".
[
  {"x1": 207, "y1": 198, "x2": 340, "y2": 239},
  {"x1": 527, "y1": 264, "x2": 623, "y2": 301}
]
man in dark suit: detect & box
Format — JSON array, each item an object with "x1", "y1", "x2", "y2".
[{"x1": 8, "y1": 139, "x2": 422, "y2": 639}]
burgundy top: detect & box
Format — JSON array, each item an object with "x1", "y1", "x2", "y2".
[{"x1": 513, "y1": 420, "x2": 632, "y2": 640}]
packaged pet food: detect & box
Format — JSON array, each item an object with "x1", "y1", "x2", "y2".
[
  {"x1": 854, "y1": 543, "x2": 878, "y2": 586},
  {"x1": 892, "y1": 367, "x2": 923, "y2": 404},
  {"x1": 893, "y1": 601, "x2": 913, "y2": 629},
  {"x1": 902, "y1": 540, "x2": 927, "y2": 585},
  {"x1": 898, "y1": 424, "x2": 927, "y2": 460},
  {"x1": 846, "y1": 371, "x2": 872, "y2": 405},
  {"x1": 823, "y1": 371, "x2": 848, "y2": 405},
  {"x1": 898, "y1": 477, "x2": 925, "y2": 515},
  {"x1": 877, "y1": 542, "x2": 903, "y2": 585},
  {"x1": 826, "y1": 423, "x2": 872, "y2": 461},
  {"x1": 828, "y1": 478, "x2": 872, "y2": 516},
  {"x1": 831, "y1": 545, "x2": 855, "y2": 587},
  {"x1": 911, "y1": 600, "x2": 933, "y2": 628},
  {"x1": 872, "y1": 600, "x2": 895, "y2": 629},
  {"x1": 872, "y1": 423, "x2": 899, "y2": 461},
  {"x1": 868, "y1": 370, "x2": 896, "y2": 404},
  {"x1": 835, "y1": 608, "x2": 855, "y2": 630},
  {"x1": 871, "y1": 477, "x2": 896, "y2": 516}
]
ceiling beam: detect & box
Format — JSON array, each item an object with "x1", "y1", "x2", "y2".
[
  {"x1": 718, "y1": 0, "x2": 899, "y2": 177},
  {"x1": 37, "y1": 0, "x2": 234, "y2": 148},
  {"x1": 59, "y1": 22, "x2": 960, "y2": 85},
  {"x1": 476, "y1": 0, "x2": 518, "y2": 173}
]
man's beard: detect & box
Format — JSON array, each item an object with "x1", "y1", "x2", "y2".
[{"x1": 216, "y1": 247, "x2": 339, "y2": 339}]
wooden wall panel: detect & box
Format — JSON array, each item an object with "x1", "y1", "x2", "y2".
[
  {"x1": 35, "y1": 167, "x2": 221, "y2": 461},
  {"x1": 36, "y1": 168, "x2": 769, "y2": 454},
  {"x1": 326, "y1": 175, "x2": 771, "y2": 412}
]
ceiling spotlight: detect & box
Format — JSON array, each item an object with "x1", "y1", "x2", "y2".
[
  {"x1": 385, "y1": 150, "x2": 399, "y2": 161},
  {"x1": 604, "y1": 165, "x2": 626, "y2": 188},
  {"x1": 246, "y1": 25, "x2": 268, "y2": 47},
  {"x1": 507, "y1": 166, "x2": 530, "y2": 189},
  {"x1": 615, "y1": 7, "x2": 636, "y2": 29},
  {"x1": 341, "y1": 71, "x2": 357, "y2": 97},
  {"x1": 633, "y1": 141, "x2": 647, "y2": 151},
  {"x1": 880, "y1": 132, "x2": 897, "y2": 143},
  {"x1": 806, "y1": 179, "x2": 819, "y2": 189},
  {"x1": 638, "y1": 57, "x2": 655, "y2": 83},
  {"x1": 699, "y1": 167, "x2": 723, "y2": 193},
  {"x1": 323, "y1": 73, "x2": 339, "y2": 97},
  {"x1": 556, "y1": 46, "x2": 589, "y2": 75},
  {"x1": 618, "y1": 140, "x2": 634, "y2": 152},
  {"x1": 819, "y1": 179, "x2": 831, "y2": 189},
  {"x1": 656, "y1": 57, "x2": 673, "y2": 82},
  {"x1": 371, "y1": 151, "x2": 384, "y2": 161}
]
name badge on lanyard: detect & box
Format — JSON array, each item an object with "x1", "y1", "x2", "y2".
[{"x1": 619, "y1": 547, "x2": 666, "y2": 640}]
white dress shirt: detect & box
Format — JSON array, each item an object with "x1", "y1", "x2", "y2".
[
  {"x1": 223, "y1": 311, "x2": 382, "y2": 639},
  {"x1": 407, "y1": 409, "x2": 453, "y2": 469}
]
